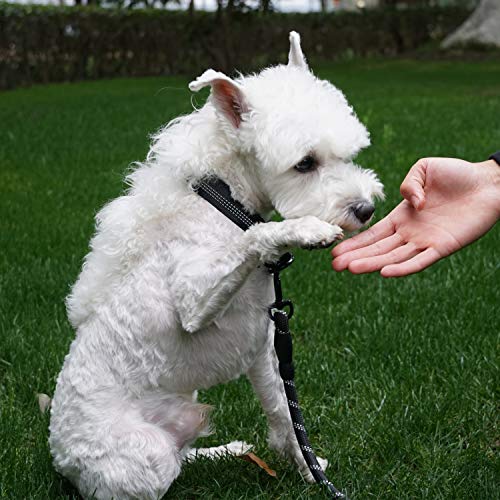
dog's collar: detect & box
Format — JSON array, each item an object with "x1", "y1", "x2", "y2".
[{"x1": 193, "y1": 177, "x2": 265, "y2": 231}]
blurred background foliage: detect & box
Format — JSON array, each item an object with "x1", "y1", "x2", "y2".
[{"x1": 0, "y1": 3, "x2": 484, "y2": 89}]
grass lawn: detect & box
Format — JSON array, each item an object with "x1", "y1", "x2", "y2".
[{"x1": 0, "y1": 60, "x2": 499, "y2": 499}]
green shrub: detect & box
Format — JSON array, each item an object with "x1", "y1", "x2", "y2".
[{"x1": 0, "y1": 3, "x2": 470, "y2": 89}]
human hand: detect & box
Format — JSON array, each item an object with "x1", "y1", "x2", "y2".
[{"x1": 332, "y1": 157, "x2": 500, "y2": 277}]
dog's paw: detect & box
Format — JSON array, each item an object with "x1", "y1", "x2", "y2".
[
  {"x1": 246, "y1": 216, "x2": 343, "y2": 262},
  {"x1": 224, "y1": 440, "x2": 254, "y2": 456},
  {"x1": 284, "y1": 216, "x2": 343, "y2": 250},
  {"x1": 299, "y1": 456, "x2": 329, "y2": 483},
  {"x1": 301, "y1": 467, "x2": 316, "y2": 483}
]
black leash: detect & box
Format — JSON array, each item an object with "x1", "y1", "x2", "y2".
[
  {"x1": 267, "y1": 255, "x2": 346, "y2": 499},
  {"x1": 194, "y1": 177, "x2": 348, "y2": 499}
]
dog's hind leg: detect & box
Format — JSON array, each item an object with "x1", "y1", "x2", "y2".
[
  {"x1": 137, "y1": 394, "x2": 252, "y2": 466},
  {"x1": 51, "y1": 391, "x2": 212, "y2": 499},
  {"x1": 139, "y1": 393, "x2": 213, "y2": 449},
  {"x1": 52, "y1": 411, "x2": 183, "y2": 500},
  {"x1": 184, "y1": 441, "x2": 253, "y2": 461}
]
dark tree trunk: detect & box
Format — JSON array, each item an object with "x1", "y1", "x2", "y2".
[
  {"x1": 216, "y1": 0, "x2": 224, "y2": 15},
  {"x1": 260, "y1": 0, "x2": 271, "y2": 13}
]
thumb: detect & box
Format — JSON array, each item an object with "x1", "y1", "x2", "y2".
[{"x1": 400, "y1": 158, "x2": 428, "y2": 210}]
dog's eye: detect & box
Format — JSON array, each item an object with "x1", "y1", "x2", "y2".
[{"x1": 294, "y1": 155, "x2": 317, "y2": 173}]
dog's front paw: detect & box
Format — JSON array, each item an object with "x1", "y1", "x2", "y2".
[
  {"x1": 298, "y1": 455, "x2": 329, "y2": 483},
  {"x1": 273, "y1": 435, "x2": 329, "y2": 484},
  {"x1": 246, "y1": 216, "x2": 343, "y2": 263},
  {"x1": 283, "y1": 216, "x2": 343, "y2": 250}
]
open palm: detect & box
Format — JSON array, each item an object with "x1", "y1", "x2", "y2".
[{"x1": 332, "y1": 157, "x2": 500, "y2": 277}]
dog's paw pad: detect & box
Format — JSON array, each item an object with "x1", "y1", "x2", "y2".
[{"x1": 225, "y1": 440, "x2": 254, "y2": 456}]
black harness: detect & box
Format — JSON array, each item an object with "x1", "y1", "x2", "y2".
[{"x1": 194, "y1": 177, "x2": 347, "y2": 499}]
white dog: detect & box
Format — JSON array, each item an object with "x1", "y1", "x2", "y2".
[{"x1": 49, "y1": 32, "x2": 383, "y2": 499}]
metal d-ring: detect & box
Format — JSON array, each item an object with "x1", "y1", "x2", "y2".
[{"x1": 268, "y1": 299, "x2": 294, "y2": 320}]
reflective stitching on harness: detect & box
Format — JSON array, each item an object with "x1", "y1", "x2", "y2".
[
  {"x1": 200, "y1": 183, "x2": 255, "y2": 227},
  {"x1": 199, "y1": 184, "x2": 245, "y2": 222},
  {"x1": 202, "y1": 183, "x2": 251, "y2": 226}
]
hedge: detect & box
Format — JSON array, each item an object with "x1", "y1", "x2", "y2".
[{"x1": 0, "y1": 3, "x2": 470, "y2": 89}]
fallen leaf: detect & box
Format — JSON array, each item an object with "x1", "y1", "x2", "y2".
[{"x1": 238, "y1": 452, "x2": 277, "y2": 478}]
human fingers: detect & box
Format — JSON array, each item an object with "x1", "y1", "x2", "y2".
[
  {"x1": 381, "y1": 247, "x2": 441, "y2": 278},
  {"x1": 331, "y1": 217, "x2": 394, "y2": 258},
  {"x1": 347, "y1": 242, "x2": 419, "y2": 274},
  {"x1": 332, "y1": 233, "x2": 403, "y2": 271},
  {"x1": 400, "y1": 158, "x2": 428, "y2": 210}
]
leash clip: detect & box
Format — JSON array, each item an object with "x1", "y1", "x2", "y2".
[
  {"x1": 266, "y1": 252, "x2": 294, "y2": 273},
  {"x1": 269, "y1": 299, "x2": 294, "y2": 321},
  {"x1": 267, "y1": 252, "x2": 295, "y2": 320}
]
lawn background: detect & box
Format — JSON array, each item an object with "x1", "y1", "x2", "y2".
[{"x1": 0, "y1": 60, "x2": 499, "y2": 499}]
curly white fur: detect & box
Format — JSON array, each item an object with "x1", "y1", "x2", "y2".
[{"x1": 49, "y1": 31, "x2": 383, "y2": 499}]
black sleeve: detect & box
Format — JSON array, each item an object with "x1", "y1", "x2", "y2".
[{"x1": 488, "y1": 152, "x2": 500, "y2": 166}]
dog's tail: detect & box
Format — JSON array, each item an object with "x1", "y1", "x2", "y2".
[{"x1": 37, "y1": 393, "x2": 52, "y2": 414}]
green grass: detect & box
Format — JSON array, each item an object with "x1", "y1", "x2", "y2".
[{"x1": 1, "y1": 60, "x2": 499, "y2": 499}]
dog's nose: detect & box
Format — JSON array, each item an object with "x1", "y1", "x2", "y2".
[{"x1": 352, "y1": 202, "x2": 375, "y2": 223}]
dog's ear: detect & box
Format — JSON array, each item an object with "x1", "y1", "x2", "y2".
[
  {"x1": 189, "y1": 70, "x2": 248, "y2": 129},
  {"x1": 287, "y1": 31, "x2": 308, "y2": 71}
]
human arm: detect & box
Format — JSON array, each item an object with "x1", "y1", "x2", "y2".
[{"x1": 331, "y1": 156, "x2": 500, "y2": 278}]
